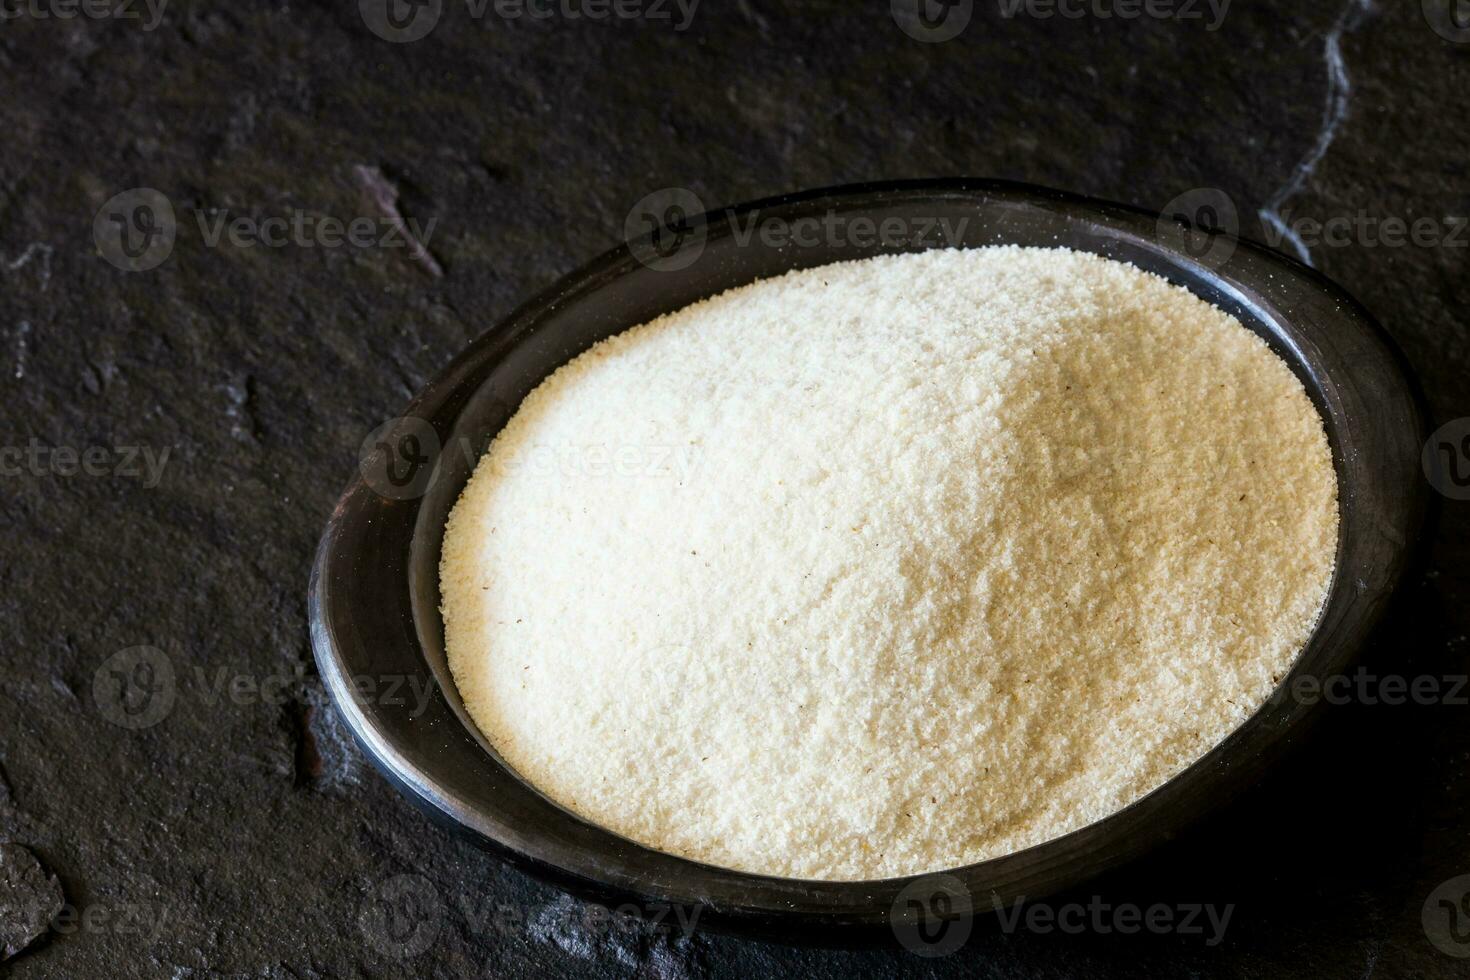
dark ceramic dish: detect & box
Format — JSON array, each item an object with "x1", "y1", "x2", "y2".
[{"x1": 309, "y1": 179, "x2": 1428, "y2": 942}]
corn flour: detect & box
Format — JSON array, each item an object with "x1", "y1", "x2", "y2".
[{"x1": 439, "y1": 246, "x2": 1338, "y2": 881}]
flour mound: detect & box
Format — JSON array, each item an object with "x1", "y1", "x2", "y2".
[{"x1": 440, "y1": 246, "x2": 1338, "y2": 881}]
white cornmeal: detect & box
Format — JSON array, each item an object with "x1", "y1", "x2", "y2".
[{"x1": 440, "y1": 246, "x2": 1338, "y2": 881}]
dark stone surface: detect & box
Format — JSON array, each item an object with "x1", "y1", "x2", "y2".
[
  {"x1": 1, "y1": 0, "x2": 1467, "y2": 975},
  {"x1": 0, "y1": 844, "x2": 64, "y2": 960}
]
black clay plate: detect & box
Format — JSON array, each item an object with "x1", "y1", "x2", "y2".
[{"x1": 308, "y1": 179, "x2": 1428, "y2": 942}]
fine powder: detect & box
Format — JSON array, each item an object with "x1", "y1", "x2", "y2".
[{"x1": 440, "y1": 246, "x2": 1339, "y2": 881}]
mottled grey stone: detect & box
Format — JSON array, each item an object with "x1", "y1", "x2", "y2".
[{"x1": 0, "y1": 845, "x2": 63, "y2": 961}]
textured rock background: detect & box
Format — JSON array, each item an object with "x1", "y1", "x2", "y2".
[{"x1": 1, "y1": 0, "x2": 1468, "y2": 975}]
